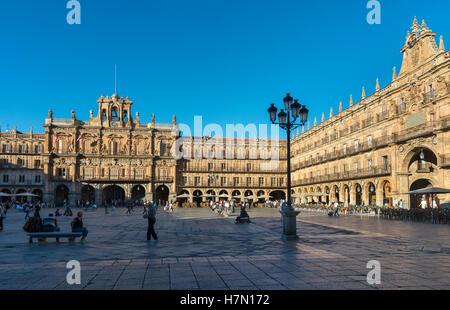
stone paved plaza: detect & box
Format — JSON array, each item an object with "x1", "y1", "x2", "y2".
[{"x1": 0, "y1": 207, "x2": 449, "y2": 290}]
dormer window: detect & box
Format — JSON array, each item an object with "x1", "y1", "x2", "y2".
[
  {"x1": 102, "y1": 109, "x2": 107, "y2": 121},
  {"x1": 111, "y1": 107, "x2": 119, "y2": 121},
  {"x1": 123, "y1": 110, "x2": 128, "y2": 122}
]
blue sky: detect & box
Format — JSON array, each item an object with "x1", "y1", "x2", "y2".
[{"x1": 0, "y1": 0, "x2": 448, "y2": 137}]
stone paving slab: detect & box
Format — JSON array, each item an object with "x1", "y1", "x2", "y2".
[{"x1": 0, "y1": 207, "x2": 449, "y2": 290}]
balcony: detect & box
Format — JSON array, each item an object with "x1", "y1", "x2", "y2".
[{"x1": 292, "y1": 165, "x2": 391, "y2": 186}]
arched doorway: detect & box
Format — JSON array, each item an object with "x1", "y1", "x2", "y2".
[
  {"x1": 218, "y1": 190, "x2": 228, "y2": 201},
  {"x1": 81, "y1": 185, "x2": 95, "y2": 203},
  {"x1": 244, "y1": 190, "x2": 253, "y2": 204},
  {"x1": 325, "y1": 187, "x2": 330, "y2": 204},
  {"x1": 177, "y1": 190, "x2": 189, "y2": 204},
  {"x1": 269, "y1": 190, "x2": 285, "y2": 201},
  {"x1": 333, "y1": 186, "x2": 340, "y2": 203},
  {"x1": 257, "y1": 190, "x2": 265, "y2": 203},
  {"x1": 383, "y1": 181, "x2": 393, "y2": 207},
  {"x1": 206, "y1": 190, "x2": 216, "y2": 202},
  {"x1": 368, "y1": 183, "x2": 376, "y2": 205},
  {"x1": 131, "y1": 185, "x2": 146, "y2": 203},
  {"x1": 102, "y1": 185, "x2": 125, "y2": 206},
  {"x1": 16, "y1": 189, "x2": 27, "y2": 203},
  {"x1": 355, "y1": 184, "x2": 362, "y2": 206},
  {"x1": 192, "y1": 190, "x2": 202, "y2": 205},
  {"x1": 232, "y1": 190, "x2": 241, "y2": 203},
  {"x1": 409, "y1": 179, "x2": 432, "y2": 209},
  {"x1": 155, "y1": 185, "x2": 170, "y2": 205},
  {"x1": 55, "y1": 184, "x2": 69, "y2": 206}
]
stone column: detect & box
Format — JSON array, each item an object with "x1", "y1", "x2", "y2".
[
  {"x1": 376, "y1": 184, "x2": 384, "y2": 207},
  {"x1": 350, "y1": 187, "x2": 356, "y2": 206}
]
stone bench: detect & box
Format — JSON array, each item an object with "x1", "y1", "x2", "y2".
[{"x1": 27, "y1": 232, "x2": 83, "y2": 243}]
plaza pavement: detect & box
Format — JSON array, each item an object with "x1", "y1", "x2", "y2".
[{"x1": 0, "y1": 207, "x2": 449, "y2": 290}]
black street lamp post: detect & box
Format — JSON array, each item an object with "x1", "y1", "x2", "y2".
[{"x1": 268, "y1": 93, "x2": 308, "y2": 240}]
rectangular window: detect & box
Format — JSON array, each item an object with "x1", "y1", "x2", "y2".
[
  {"x1": 194, "y1": 176, "x2": 201, "y2": 186},
  {"x1": 19, "y1": 175, "x2": 25, "y2": 183},
  {"x1": 259, "y1": 177, "x2": 264, "y2": 186},
  {"x1": 233, "y1": 177, "x2": 240, "y2": 186},
  {"x1": 247, "y1": 177, "x2": 252, "y2": 186},
  {"x1": 35, "y1": 175, "x2": 41, "y2": 183},
  {"x1": 382, "y1": 156, "x2": 388, "y2": 170},
  {"x1": 246, "y1": 163, "x2": 252, "y2": 172},
  {"x1": 34, "y1": 160, "x2": 41, "y2": 169},
  {"x1": 368, "y1": 136, "x2": 372, "y2": 147},
  {"x1": 3, "y1": 175, "x2": 9, "y2": 183},
  {"x1": 221, "y1": 177, "x2": 227, "y2": 186},
  {"x1": 35, "y1": 145, "x2": 42, "y2": 153},
  {"x1": 182, "y1": 176, "x2": 188, "y2": 185},
  {"x1": 271, "y1": 177, "x2": 276, "y2": 186},
  {"x1": 19, "y1": 145, "x2": 25, "y2": 153},
  {"x1": 354, "y1": 140, "x2": 359, "y2": 151},
  {"x1": 208, "y1": 163, "x2": 214, "y2": 171}
]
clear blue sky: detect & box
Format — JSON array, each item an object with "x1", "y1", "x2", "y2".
[{"x1": 0, "y1": 0, "x2": 448, "y2": 137}]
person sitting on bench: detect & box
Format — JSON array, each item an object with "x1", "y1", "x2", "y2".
[
  {"x1": 42, "y1": 214, "x2": 60, "y2": 232},
  {"x1": 235, "y1": 207, "x2": 251, "y2": 223},
  {"x1": 71, "y1": 212, "x2": 88, "y2": 243}
]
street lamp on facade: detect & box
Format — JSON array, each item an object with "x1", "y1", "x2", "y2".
[{"x1": 268, "y1": 93, "x2": 308, "y2": 240}]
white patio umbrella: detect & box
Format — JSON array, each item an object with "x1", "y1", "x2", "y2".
[{"x1": 12, "y1": 193, "x2": 39, "y2": 197}]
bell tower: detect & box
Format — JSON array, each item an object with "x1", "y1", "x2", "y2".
[
  {"x1": 95, "y1": 94, "x2": 133, "y2": 127},
  {"x1": 399, "y1": 17, "x2": 440, "y2": 76}
]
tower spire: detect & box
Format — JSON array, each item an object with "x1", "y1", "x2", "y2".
[
  {"x1": 314, "y1": 117, "x2": 317, "y2": 127},
  {"x1": 349, "y1": 94, "x2": 353, "y2": 107},
  {"x1": 362, "y1": 86, "x2": 366, "y2": 99},
  {"x1": 440, "y1": 35, "x2": 445, "y2": 52},
  {"x1": 321, "y1": 112, "x2": 325, "y2": 123},
  {"x1": 339, "y1": 101, "x2": 342, "y2": 113},
  {"x1": 392, "y1": 66, "x2": 397, "y2": 80},
  {"x1": 376, "y1": 78, "x2": 380, "y2": 91},
  {"x1": 329, "y1": 107, "x2": 333, "y2": 118}
]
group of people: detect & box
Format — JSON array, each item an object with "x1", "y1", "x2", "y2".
[
  {"x1": 209, "y1": 200, "x2": 238, "y2": 216},
  {"x1": 419, "y1": 195, "x2": 440, "y2": 209},
  {"x1": 22, "y1": 209, "x2": 89, "y2": 243}
]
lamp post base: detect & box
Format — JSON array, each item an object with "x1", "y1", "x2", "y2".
[{"x1": 280, "y1": 208, "x2": 300, "y2": 241}]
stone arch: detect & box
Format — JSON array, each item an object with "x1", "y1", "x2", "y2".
[
  {"x1": 131, "y1": 185, "x2": 146, "y2": 203},
  {"x1": 232, "y1": 190, "x2": 241, "y2": 202},
  {"x1": 409, "y1": 178, "x2": 433, "y2": 209},
  {"x1": 382, "y1": 180, "x2": 393, "y2": 207},
  {"x1": 332, "y1": 184, "x2": 340, "y2": 203},
  {"x1": 81, "y1": 185, "x2": 96, "y2": 203},
  {"x1": 55, "y1": 184, "x2": 69, "y2": 206},
  {"x1": 401, "y1": 145, "x2": 439, "y2": 174},
  {"x1": 102, "y1": 185, "x2": 125, "y2": 205},
  {"x1": 155, "y1": 185, "x2": 170, "y2": 205},
  {"x1": 355, "y1": 183, "x2": 363, "y2": 206}
]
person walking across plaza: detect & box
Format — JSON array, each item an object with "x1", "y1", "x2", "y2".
[
  {"x1": 71, "y1": 211, "x2": 88, "y2": 243},
  {"x1": 145, "y1": 205, "x2": 158, "y2": 242},
  {"x1": 333, "y1": 201, "x2": 340, "y2": 217}
]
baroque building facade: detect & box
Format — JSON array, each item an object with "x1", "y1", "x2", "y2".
[
  {"x1": 0, "y1": 18, "x2": 448, "y2": 209},
  {"x1": 291, "y1": 18, "x2": 449, "y2": 209},
  {"x1": 0, "y1": 94, "x2": 287, "y2": 206}
]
